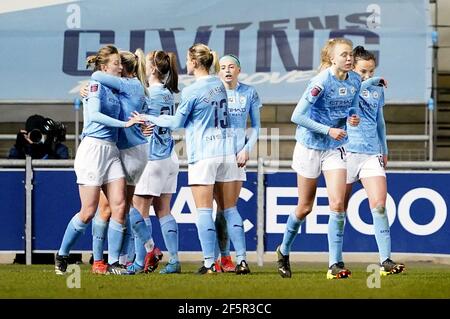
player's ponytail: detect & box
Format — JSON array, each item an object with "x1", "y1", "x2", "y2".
[
  {"x1": 120, "y1": 49, "x2": 148, "y2": 96},
  {"x1": 188, "y1": 43, "x2": 219, "y2": 74},
  {"x1": 134, "y1": 48, "x2": 149, "y2": 95},
  {"x1": 147, "y1": 51, "x2": 180, "y2": 94},
  {"x1": 86, "y1": 44, "x2": 119, "y2": 71},
  {"x1": 165, "y1": 52, "x2": 180, "y2": 93}
]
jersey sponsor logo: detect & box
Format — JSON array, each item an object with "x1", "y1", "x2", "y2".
[
  {"x1": 373, "y1": 91, "x2": 379, "y2": 99},
  {"x1": 310, "y1": 85, "x2": 323, "y2": 97},
  {"x1": 362, "y1": 90, "x2": 370, "y2": 98},
  {"x1": 90, "y1": 84, "x2": 98, "y2": 92},
  {"x1": 339, "y1": 87, "x2": 347, "y2": 96}
]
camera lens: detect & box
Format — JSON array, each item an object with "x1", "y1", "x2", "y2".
[{"x1": 28, "y1": 129, "x2": 43, "y2": 144}]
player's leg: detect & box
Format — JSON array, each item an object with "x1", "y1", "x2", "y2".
[
  {"x1": 155, "y1": 194, "x2": 181, "y2": 274},
  {"x1": 91, "y1": 190, "x2": 110, "y2": 274},
  {"x1": 191, "y1": 184, "x2": 217, "y2": 274},
  {"x1": 55, "y1": 185, "x2": 99, "y2": 275},
  {"x1": 215, "y1": 180, "x2": 250, "y2": 274},
  {"x1": 362, "y1": 174, "x2": 405, "y2": 275},
  {"x1": 102, "y1": 177, "x2": 128, "y2": 274},
  {"x1": 277, "y1": 174, "x2": 317, "y2": 278},
  {"x1": 277, "y1": 143, "x2": 319, "y2": 278},
  {"x1": 323, "y1": 168, "x2": 351, "y2": 279}
]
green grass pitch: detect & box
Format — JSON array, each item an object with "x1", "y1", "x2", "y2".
[{"x1": 1, "y1": 262, "x2": 449, "y2": 299}]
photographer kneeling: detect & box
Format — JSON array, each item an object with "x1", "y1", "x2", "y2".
[{"x1": 8, "y1": 114, "x2": 69, "y2": 159}]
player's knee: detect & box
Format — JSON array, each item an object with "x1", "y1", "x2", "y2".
[
  {"x1": 371, "y1": 199, "x2": 386, "y2": 210},
  {"x1": 296, "y1": 205, "x2": 312, "y2": 219},
  {"x1": 329, "y1": 199, "x2": 345, "y2": 212},
  {"x1": 78, "y1": 209, "x2": 96, "y2": 223}
]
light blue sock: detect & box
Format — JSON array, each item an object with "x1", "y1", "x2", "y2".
[
  {"x1": 92, "y1": 215, "x2": 108, "y2": 262},
  {"x1": 280, "y1": 213, "x2": 304, "y2": 256},
  {"x1": 120, "y1": 214, "x2": 132, "y2": 258},
  {"x1": 58, "y1": 214, "x2": 89, "y2": 256},
  {"x1": 215, "y1": 210, "x2": 231, "y2": 257},
  {"x1": 133, "y1": 233, "x2": 146, "y2": 267},
  {"x1": 107, "y1": 219, "x2": 125, "y2": 265},
  {"x1": 328, "y1": 211, "x2": 346, "y2": 267},
  {"x1": 371, "y1": 206, "x2": 391, "y2": 263},
  {"x1": 196, "y1": 208, "x2": 216, "y2": 268},
  {"x1": 129, "y1": 207, "x2": 150, "y2": 244},
  {"x1": 224, "y1": 206, "x2": 246, "y2": 264},
  {"x1": 160, "y1": 214, "x2": 179, "y2": 263}
]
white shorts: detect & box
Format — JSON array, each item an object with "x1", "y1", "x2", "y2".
[
  {"x1": 346, "y1": 152, "x2": 386, "y2": 184},
  {"x1": 237, "y1": 167, "x2": 247, "y2": 182},
  {"x1": 74, "y1": 136, "x2": 124, "y2": 186},
  {"x1": 134, "y1": 151, "x2": 179, "y2": 196},
  {"x1": 188, "y1": 154, "x2": 241, "y2": 185},
  {"x1": 119, "y1": 143, "x2": 148, "y2": 186},
  {"x1": 291, "y1": 142, "x2": 347, "y2": 179}
]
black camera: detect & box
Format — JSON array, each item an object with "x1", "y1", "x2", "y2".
[
  {"x1": 28, "y1": 129, "x2": 43, "y2": 144},
  {"x1": 24, "y1": 114, "x2": 46, "y2": 144}
]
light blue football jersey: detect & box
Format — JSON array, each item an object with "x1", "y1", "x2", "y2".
[
  {"x1": 226, "y1": 82, "x2": 262, "y2": 152},
  {"x1": 91, "y1": 72, "x2": 147, "y2": 150},
  {"x1": 346, "y1": 83, "x2": 386, "y2": 154},
  {"x1": 146, "y1": 76, "x2": 236, "y2": 163},
  {"x1": 144, "y1": 83, "x2": 175, "y2": 160},
  {"x1": 293, "y1": 68, "x2": 361, "y2": 150},
  {"x1": 81, "y1": 80, "x2": 122, "y2": 142}
]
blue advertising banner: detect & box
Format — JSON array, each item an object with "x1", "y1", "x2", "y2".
[
  {"x1": 0, "y1": 0, "x2": 431, "y2": 104},
  {"x1": 30, "y1": 170, "x2": 258, "y2": 252},
  {"x1": 265, "y1": 172, "x2": 450, "y2": 254},
  {"x1": 0, "y1": 170, "x2": 25, "y2": 251},
  {"x1": 2, "y1": 169, "x2": 448, "y2": 255}
]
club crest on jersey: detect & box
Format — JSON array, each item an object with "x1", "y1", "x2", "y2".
[
  {"x1": 362, "y1": 90, "x2": 370, "y2": 98},
  {"x1": 239, "y1": 96, "x2": 246, "y2": 105},
  {"x1": 373, "y1": 91, "x2": 379, "y2": 99},
  {"x1": 310, "y1": 84, "x2": 323, "y2": 97},
  {"x1": 350, "y1": 86, "x2": 356, "y2": 94},
  {"x1": 90, "y1": 84, "x2": 98, "y2": 92},
  {"x1": 339, "y1": 87, "x2": 347, "y2": 95}
]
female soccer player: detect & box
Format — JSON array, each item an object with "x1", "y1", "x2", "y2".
[
  {"x1": 345, "y1": 45, "x2": 405, "y2": 276},
  {"x1": 126, "y1": 50, "x2": 181, "y2": 275},
  {"x1": 276, "y1": 38, "x2": 360, "y2": 279},
  {"x1": 55, "y1": 45, "x2": 143, "y2": 275},
  {"x1": 87, "y1": 49, "x2": 149, "y2": 275},
  {"x1": 133, "y1": 43, "x2": 238, "y2": 274},
  {"x1": 213, "y1": 54, "x2": 262, "y2": 274}
]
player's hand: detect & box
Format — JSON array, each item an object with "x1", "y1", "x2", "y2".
[
  {"x1": 383, "y1": 154, "x2": 388, "y2": 168},
  {"x1": 328, "y1": 128, "x2": 347, "y2": 141},
  {"x1": 236, "y1": 149, "x2": 249, "y2": 167},
  {"x1": 125, "y1": 115, "x2": 146, "y2": 128},
  {"x1": 378, "y1": 78, "x2": 388, "y2": 88},
  {"x1": 79, "y1": 84, "x2": 89, "y2": 98},
  {"x1": 348, "y1": 114, "x2": 360, "y2": 126}
]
